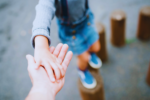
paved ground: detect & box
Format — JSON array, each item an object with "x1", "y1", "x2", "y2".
[{"x1": 0, "y1": 0, "x2": 150, "y2": 100}]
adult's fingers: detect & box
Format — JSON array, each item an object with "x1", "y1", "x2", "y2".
[
  {"x1": 26, "y1": 54, "x2": 35, "y2": 66},
  {"x1": 35, "y1": 59, "x2": 41, "y2": 70},
  {"x1": 43, "y1": 61, "x2": 55, "y2": 82},
  {"x1": 28, "y1": 73, "x2": 33, "y2": 84},
  {"x1": 50, "y1": 61, "x2": 61, "y2": 80},
  {"x1": 57, "y1": 44, "x2": 69, "y2": 64},
  {"x1": 49, "y1": 46, "x2": 55, "y2": 53},
  {"x1": 62, "y1": 51, "x2": 73, "y2": 72},
  {"x1": 53, "y1": 43, "x2": 63, "y2": 57},
  {"x1": 26, "y1": 54, "x2": 36, "y2": 82}
]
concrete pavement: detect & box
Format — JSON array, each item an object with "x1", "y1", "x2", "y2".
[{"x1": 0, "y1": 0, "x2": 150, "y2": 100}]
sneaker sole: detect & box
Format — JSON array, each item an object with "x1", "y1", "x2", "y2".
[
  {"x1": 81, "y1": 78, "x2": 97, "y2": 89},
  {"x1": 89, "y1": 58, "x2": 102, "y2": 69}
]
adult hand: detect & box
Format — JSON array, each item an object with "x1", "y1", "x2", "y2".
[{"x1": 26, "y1": 44, "x2": 73, "y2": 100}]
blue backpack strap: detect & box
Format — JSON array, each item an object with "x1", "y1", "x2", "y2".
[{"x1": 61, "y1": 0, "x2": 69, "y2": 21}]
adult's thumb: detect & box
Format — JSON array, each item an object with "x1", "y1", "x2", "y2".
[{"x1": 26, "y1": 54, "x2": 35, "y2": 65}]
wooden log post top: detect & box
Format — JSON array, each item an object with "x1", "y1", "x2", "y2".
[
  {"x1": 78, "y1": 72, "x2": 105, "y2": 100},
  {"x1": 96, "y1": 22, "x2": 108, "y2": 62},
  {"x1": 110, "y1": 10, "x2": 126, "y2": 47},
  {"x1": 137, "y1": 6, "x2": 150, "y2": 41},
  {"x1": 140, "y1": 6, "x2": 150, "y2": 17},
  {"x1": 111, "y1": 10, "x2": 126, "y2": 21},
  {"x1": 96, "y1": 23, "x2": 105, "y2": 35}
]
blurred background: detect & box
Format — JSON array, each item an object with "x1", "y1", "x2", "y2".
[{"x1": 0, "y1": 0, "x2": 150, "y2": 100}]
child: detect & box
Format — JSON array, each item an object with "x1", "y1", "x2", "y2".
[{"x1": 31, "y1": 0, "x2": 102, "y2": 89}]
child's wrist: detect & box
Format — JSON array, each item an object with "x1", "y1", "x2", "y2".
[{"x1": 34, "y1": 35, "x2": 49, "y2": 49}]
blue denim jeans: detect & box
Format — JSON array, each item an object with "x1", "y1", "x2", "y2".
[{"x1": 57, "y1": 10, "x2": 99, "y2": 55}]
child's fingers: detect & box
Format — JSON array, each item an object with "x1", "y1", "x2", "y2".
[
  {"x1": 49, "y1": 46, "x2": 55, "y2": 53},
  {"x1": 43, "y1": 61, "x2": 55, "y2": 82},
  {"x1": 57, "y1": 44, "x2": 69, "y2": 64},
  {"x1": 35, "y1": 59, "x2": 41, "y2": 70},
  {"x1": 50, "y1": 62, "x2": 61, "y2": 80},
  {"x1": 62, "y1": 51, "x2": 73, "y2": 73},
  {"x1": 53, "y1": 43, "x2": 63, "y2": 57}
]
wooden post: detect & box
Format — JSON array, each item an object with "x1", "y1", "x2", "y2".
[
  {"x1": 110, "y1": 10, "x2": 126, "y2": 47},
  {"x1": 88, "y1": 64, "x2": 99, "y2": 74},
  {"x1": 137, "y1": 6, "x2": 150, "y2": 41},
  {"x1": 88, "y1": 23, "x2": 107, "y2": 73},
  {"x1": 78, "y1": 72, "x2": 105, "y2": 100},
  {"x1": 96, "y1": 23, "x2": 108, "y2": 62},
  {"x1": 146, "y1": 62, "x2": 150, "y2": 86}
]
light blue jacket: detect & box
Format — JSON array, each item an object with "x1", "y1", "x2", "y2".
[{"x1": 31, "y1": 0, "x2": 88, "y2": 47}]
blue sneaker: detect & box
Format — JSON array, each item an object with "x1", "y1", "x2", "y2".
[
  {"x1": 89, "y1": 53, "x2": 102, "y2": 69},
  {"x1": 78, "y1": 69, "x2": 97, "y2": 89}
]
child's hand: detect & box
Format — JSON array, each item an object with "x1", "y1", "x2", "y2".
[{"x1": 34, "y1": 43, "x2": 69, "y2": 82}]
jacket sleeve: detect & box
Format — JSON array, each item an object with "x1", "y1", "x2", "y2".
[{"x1": 31, "y1": 0, "x2": 56, "y2": 48}]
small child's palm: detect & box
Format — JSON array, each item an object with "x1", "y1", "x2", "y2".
[{"x1": 34, "y1": 43, "x2": 72, "y2": 82}]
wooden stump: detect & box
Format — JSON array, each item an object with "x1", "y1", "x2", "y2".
[
  {"x1": 110, "y1": 10, "x2": 126, "y2": 47},
  {"x1": 96, "y1": 23, "x2": 108, "y2": 62},
  {"x1": 88, "y1": 63, "x2": 99, "y2": 74},
  {"x1": 146, "y1": 62, "x2": 150, "y2": 86},
  {"x1": 78, "y1": 72, "x2": 105, "y2": 100},
  {"x1": 137, "y1": 6, "x2": 150, "y2": 41}
]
